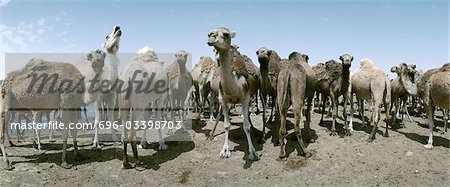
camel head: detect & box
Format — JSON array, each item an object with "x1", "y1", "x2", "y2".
[
  {"x1": 103, "y1": 25, "x2": 122, "y2": 54},
  {"x1": 87, "y1": 49, "x2": 106, "y2": 75},
  {"x1": 207, "y1": 27, "x2": 236, "y2": 51},
  {"x1": 175, "y1": 50, "x2": 189, "y2": 67},
  {"x1": 256, "y1": 47, "x2": 272, "y2": 65},
  {"x1": 392, "y1": 63, "x2": 418, "y2": 95},
  {"x1": 288, "y1": 52, "x2": 309, "y2": 63},
  {"x1": 339, "y1": 54, "x2": 353, "y2": 67}
]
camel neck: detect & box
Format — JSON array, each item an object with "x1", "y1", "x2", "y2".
[
  {"x1": 107, "y1": 53, "x2": 119, "y2": 79},
  {"x1": 217, "y1": 49, "x2": 240, "y2": 95}
]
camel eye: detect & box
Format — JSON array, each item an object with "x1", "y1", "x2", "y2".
[
  {"x1": 105, "y1": 35, "x2": 110, "y2": 39},
  {"x1": 223, "y1": 33, "x2": 230, "y2": 38}
]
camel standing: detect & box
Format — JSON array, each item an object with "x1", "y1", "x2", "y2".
[
  {"x1": 348, "y1": 58, "x2": 391, "y2": 141},
  {"x1": 207, "y1": 27, "x2": 260, "y2": 160},
  {"x1": 314, "y1": 54, "x2": 353, "y2": 135},
  {"x1": 166, "y1": 50, "x2": 192, "y2": 128},
  {"x1": 417, "y1": 63, "x2": 450, "y2": 149},
  {"x1": 277, "y1": 52, "x2": 314, "y2": 159},
  {"x1": 256, "y1": 47, "x2": 282, "y2": 143},
  {"x1": 196, "y1": 56, "x2": 218, "y2": 121},
  {"x1": 76, "y1": 25, "x2": 122, "y2": 150},
  {"x1": 118, "y1": 46, "x2": 168, "y2": 169},
  {"x1": 389, "y1": 63, "x2": 417, "y2": 127},
  {"x1": 1, "y1": 59, "x2": 85, "y2": 169}
]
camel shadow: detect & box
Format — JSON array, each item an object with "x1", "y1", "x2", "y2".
[
  {"x1": 139, "y1": 141, "x2": 196, "y2": 170},
  {"x1": 13, "y1": 147, "x2": 122, "y2": 167},
  {"x1": 392, "y1": 129, "x2": 449, "y2": 148}
]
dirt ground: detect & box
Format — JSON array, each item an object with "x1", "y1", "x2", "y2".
[{"x1": 0, "y1": 106, "x2": 449, "y2": 187}]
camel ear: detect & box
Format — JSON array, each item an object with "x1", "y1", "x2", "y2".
[
  {"x1": 256, "y1": 50, "x2": 259, "y2": 55},
  {"x1": 267, "y1": 50, "x2": 272, "y2": 56},
  {"x1": 230, "y1": 31, "x2": 236, "y2": 38},
  {"x1": 87, "y1": 53, "x2": 93, "y2": 61},
  {"x1": 304, "y1": 55, "x2": 309, "y2": 62},
  {"x1": 390, "y1": 66, "x2": 398, "y2": 73},
  {"x1": 339, "y1": 55, "x2": 344, "y2": 61},
  {"x1": 351, "y1": 56, "x2": 354, "y2": 62}
]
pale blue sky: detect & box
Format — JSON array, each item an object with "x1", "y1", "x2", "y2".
[{"x1": 1, "y1": 0, "x2": 448, "y2": 79}]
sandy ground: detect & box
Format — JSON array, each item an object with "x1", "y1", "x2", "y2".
[{"x1": 0, "y1": 106, "x2": 449, "y2": 187}]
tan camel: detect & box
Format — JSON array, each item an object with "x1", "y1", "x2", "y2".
[
  {"x1": 314, "y1": 54, "x2": 353, "y2": 136},
  {"x1": 118, "y1": 46, "x2": 169, "y2": 169},
  {"x1": 417, "y1": 63, "x2": 450, "y2": 149},
  {"x1": 256, "y1": 47, "x2": 282, "y2": 143},
  {"x1": 1, "y1": 59, "x2": 85, "y2": 170},
  {"x1": 389, "y1": 63, "x2": 417, "y2": 127},
  {"x1": 206, "y1": 27, "x2": 260, "y2": 160},
  {"x1": 166, "y1": 50, "x2": 192, "y2": 128},
  {"x1": 277, "y1": 52, "x2": 314, "y2": 159},
  {"x1": 348, "y1": 58, "x2": 391, "y2": 142},
  {"x1": 197, "y1": 56, "x2": 218, "y2": 121}
]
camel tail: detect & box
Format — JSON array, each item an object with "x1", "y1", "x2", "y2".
[{"x1": 281, "y1": 74, "x2": 291, "y2": 109}]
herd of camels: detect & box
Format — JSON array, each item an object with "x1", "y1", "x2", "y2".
[{"x1": 0, "y1": 25, "x2": 448, "y2": 170}]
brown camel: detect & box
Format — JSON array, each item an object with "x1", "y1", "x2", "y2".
[
  {"x1": 206, "y1": 27, "x2": 260, "y2": 160},
  {"x1": 1, "y1": 59, "x2": 85, "y2": 170},
  {"x1": 277, "y1": 52, "x2": 314, "y2": 159},
  {"x1": 314, "y1": 54, "x2": 353, "y2": 136},
  {"x1": 256, "y1": 47, "x2": 282, "y2": 143},
  {"x1": 417, "y1": 63, "x2": 450, "y2": 149},
  {"x1": 348, "y1": 58, "x2": 391, "y2": 142}
]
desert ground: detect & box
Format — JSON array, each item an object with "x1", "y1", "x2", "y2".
[{"x1": 0, "y1": 105, "x2": 449, "y2": 187}]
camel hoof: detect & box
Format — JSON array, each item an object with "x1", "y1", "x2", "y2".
[
  {"x1": 3, "y1": 164, "x2": 13, "y2": 171},
  {"x1": 219, "y1": 148, "x2": 231, "y2": 158},
  {"x1": 122, "y1": 162, "x2": 133, "y2": 169},
  {"x1": 208, "y1": 133, "x2": 215, "y2": 141},
  {"x1": 345, "y1": 131, "x2": 352, "y2": 136},
  {"x1": 139, "y1": 142, "x2": 150, "y2": 149},
  {"x1": 424, "y1": 144, "x2": 433, "y2": 149},
  {"x1": 383, "y1": 132, "x2": 389, "y2": 137},
  {"x1": 248, "y1": 151, "x2": 260, "y2": 161},
  {"x1": 91, "y1": 146, "x2": 102, "y2": 151},
  {"x1": 302, "y1": 152, "x2": 312, "y2": 158},
  {"x1": 308, "y1": 138, "x2": 315, "y2": 143},
  {"x1": 61, "y1": 162, "x2": 73, "y2": 169},
  {"x1": 114, "y1": 141, "x2": 122, "y2": 146},
  {"x1": 329, "y1": 131, "x2": 337, "y2": 136},
  {"x1": 277, "y1": 156, "x2": 287, "y2": 161},
  {"x1": 159, "y1": 144, "x2": 168, "y2": 150},
  {"x1": 257, "y1": 138, "x2": 266, "y2": 144},
  {"x1": 365, "y1": 138, "x2": 374, "y2": 143}
]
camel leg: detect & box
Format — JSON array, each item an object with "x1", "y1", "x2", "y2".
[
  {"x1": 267, "y1": 97, "x2": 275, "y2": 123},
  {"x1": 347, "y1": 93, "x2": 354, "y2": 136},
  {"x1": 208, "y1": 105, "x2": 222, "y2": 140},
  {"x1": 106, "y1": 94, "x2": 120, "y2": 144},
  {"x1": 278, "y1": 104, "x2": 288, "y2": 159},
  {"x1": 219, "y1": 96, "x2": 231, "y2": 158},
  {"x1": 359, "y1": 99, "x2": 366, "y2": 127},
  {"x1": 0, "y1": 109, "x2": 13, "y2": 170},
  {"x1": 260, "y1": 92, "x2": 267, "y2": 144},
  {"x1": 293, "y1": 105, "x2": 311, "y2": 158},
  {"x1": 343, "y1": 92, "x2": 350, "y2": 136},
  {"x1": 424, "y1": 105, "x2": 434, "y2": 149},
  {"x1": 60, "y1": 110, "x2": 72, "y2": 169},
  {"x1": 92, "y1": 101, "x2": 102, "y2": 150},
  {"x1": 367, "y1": 101, "x2": 381, "y2": 142},
  {"x1": 444, "y1": 110, "x2": 448, "y2": 133},
  {"x1": 405, "y1": 103, "x2": 413, "y2": 123},
  {"x1": 156, "y1": 101, "x2": 168, "y2": 150},
  {"x1": 242, "y1": 96, "x2": 259, "y2": 161},
  {"x1": 330, "y1": 93, "x2": 338, "y2": 136},
  {"x1": 305, "y1": 97, "x2": 314, "y2": 143},
  {"x1": 384, "y1": 96, "x2": 391, "y2": 137},
  {"x1": 49, "y1": 110, "x2": 56, "y2": 142},
  {"x1": 32, "y1": 112, "x2": 42, "y2": 152},
  {"x1": 319, "y1": 95, "x2": 326, "y2": 124},
  {"x1": 121, "y1": 108, "x2": 132, "y2": 169}
]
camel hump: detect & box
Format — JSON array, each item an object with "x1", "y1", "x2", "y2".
[{"x1": 230, "y1": 49, "x2": 259, "y2": 79}]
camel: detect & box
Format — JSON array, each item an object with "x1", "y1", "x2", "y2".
[
  {"x1": 165, "y1": 50, "x2": 192, "y2": 129},
  {"x1": 206, "y1": 27, "x2": 260, "y2": 160},
  {"x1": 1, "y1": 59, "x2": 85, "y2": 170},
  {"x1": 314, "y1": 54, "x2": 353, "y2": 136},
  {"x1": 417, "y1": 63, "x2": 450, "y2": 149},
  {"x1": 389, "y1": 63, "x2": 417, "y2": 127},
  {"x1": 256, "y1": 47, "x2": 282, "y2": 143},
  {"x1": 190, "y1": 62, "x2": 202, "y2": 113},
  {"x1": 92, "y1": 25, "x2": 122, "y2": 149},
  {"x1": 196, "y1": 56, "x2": 218, "y2": 121},
  {"x1": 118, "y1": 46, "x2": 169, "y2": 169},
  {"x1": 277, "y1": 52, "x2": 314, "y2": 159},
  {"x1": 348, "y1": 58, "x2": 391, "y2": 141}
]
